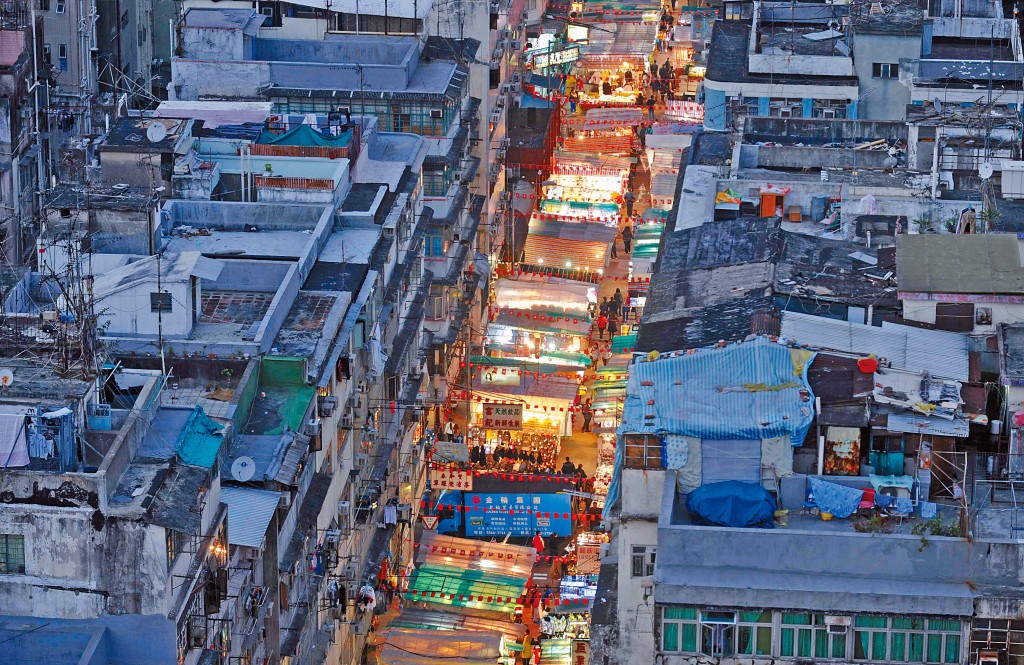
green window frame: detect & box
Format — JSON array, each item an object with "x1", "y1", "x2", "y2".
[
  {"x1": 737, "y1": 611, "x2": 773, "y2": 656},
  {"x1": 781, "y1": 613, "x2": 814, "y2": 657},
  {"x1": 0, "y1": 534, "x2": 26, "y2": 574},
  {"x1": 662, "y1": 607, "x2": 698, "y2": 653},
  {"x1": 854, "y1": 616, "x2": 961, "y2": 663}
]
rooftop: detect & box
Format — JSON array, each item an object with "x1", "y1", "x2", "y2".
[
  {"x1": 99, "y1": 117, "x2": 193, "y2": 154},
  {"x1": 998, "y1": 324, "x2": 1024, "y2": 385},
  {"x1": 45, "y1": 184, "x2": 158, "y2": 212},
  {"x1": 896, "y1": 233, "x2": 1024, "y2": 294},
  {"x1": 153, "y1": 100, "x2": 273, "y2": 128},
  {"x1": 848, "y1": 0, "x2": 925, "y2": 35},
  {"x1": 706, "y1": 21, "x2": 858, "y2": 86},
  {"x1": 182, "y1": 7, "x2": 265, "y2": 31}
]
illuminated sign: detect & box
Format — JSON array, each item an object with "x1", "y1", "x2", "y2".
[
  {"x1": 532, "y1": 45, "x2": 581, "y2": 69},
  {"x1": 482, "y1": 403, "x2": 524, "y2": 430}
]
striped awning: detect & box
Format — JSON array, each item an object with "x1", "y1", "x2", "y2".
[
  {"x1": 584, "y1": 107, "x2": 646, "y2": 129},
  {"x1": 563, "y1": 133, "x2": 634, "y2": 155},
  {"x1": 524, "y1": 219, "x2": 618, "y2": 273}
]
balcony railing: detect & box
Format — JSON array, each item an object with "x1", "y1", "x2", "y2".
[{"x1": 254, "y1": 175, "x2": 335, "y2": 191}]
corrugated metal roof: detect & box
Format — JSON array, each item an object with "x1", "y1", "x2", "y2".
[
  {"x1": 780, "y1": 311, "x2": 970, "y2": 381},
  {"x1": 220, "y1": 486, "x2": 281, "y2": 548},
  {"x1": 886, "y1": 412, "x2": 970, "y2": 438}
]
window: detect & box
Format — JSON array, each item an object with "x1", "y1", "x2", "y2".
[
  {"x1": 55, "y1": 0, "x2": 65, "y2": 12},
  {"x1": 631, "y1": 545, "x2": 655, "y2": 577},
  {"x1": 935, "y1": 302, "x2": 974, "y2": 332},
  {"x1": 424, "y1": 232, "x2": 446, "y2": 257},
  {"x1": 781, "y1": 613, "x2": 815, "y2": 657},
  {"x1": 42, "y1": 44, "x2": 50, "y2": 65},
  {"x1": 150, "y1": 292, "x2": 172, "y2": 312},
  {"x1": 813, "y1": 99, "x2": 848, "y2": 119},
  {"x1": 0, "y1": 534, "x2": 25, "y2": 574},
  {"x1": 57, "y1": 43, "x2": 67, "y2": 72},
  {"x1": 623, "y1": 434, "x2": 663, "y2": 469},
  {"x1": 738, "y1": 611, "x2": 773, "y2": 656},
  {"x1": 120, "y1": 10, "x2": 129, "y2": 29},
  {"x1": 873, "y1": 62, "x2": 899, "y2": 79},
  {"x1": 814, "y1": 615, "x2": 849, "y2": 659},
  {"x1": 701, "y1": 611, "x2": 736, "y2": 657},
  {"x1": 855, "y1": 616, "x2": 961, "y2": 663},
  {"x1": 769, "y1": 98, "x2": 803, "y2": 118},
  {"x1": 662, "y1": 607, "x2": 699, "y2": 653}
]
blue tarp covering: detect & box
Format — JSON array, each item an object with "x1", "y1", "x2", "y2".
[
  {"x1": 808, "y1": 477, "x2": 863, "y2": 518},
  {"x1": 176, "y1": 407, "x2": 224, "y2": 469},
  {"x1": 604, "y1": 338, "x2": 816, "y2": 519},
  {"x1": 685, "y1": 481, "x2": 776, "y2": 528}
]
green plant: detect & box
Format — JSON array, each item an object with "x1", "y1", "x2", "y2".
[
  {"x1": 913, "y1": 215, "x2": 934, "y2": 233},
  {"x1": 910, "y1": 517, "x2": 961, "y2": 537},
  {"x1": 853, "y1": 515, "x2": 893, "y2": 534}
]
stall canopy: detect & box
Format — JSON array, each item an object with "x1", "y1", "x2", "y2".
[
  {"x1": 377, "y1": 628, "x2": 506, "y2": 665},
  {"x1": 553, "y1": 151, "x2": 632, "y2": 179},
  {"x1": 563, "y1": 132, "x2": 633, "y2": 155},
  {"x1": 494, "y1": 276, "x2": 596, "y2": 318},
  {"x1": 386, "y1": 609, "x2": 528, "y2": 651},
  {"x1": 219, "y1": 486, "x2": 281, "y2": 548},
  {"x1": 580, "y1": 22, "x2": 660, "y2": 64},
  {"x1": 540, "y1": 198, "x2": 621, "y2": 221},
  {"x1": 583, "y1": 107, "x2": 646, "y2": 129},
  {"x1": 408, "y1": 563, "x2": 529, "y2": 615},
  {"x1": 418, "y1": 533, "x2": 537, "y2": 575},
  {"x1": 524, "y1": 219, "x2": 618, "y2": 273}
]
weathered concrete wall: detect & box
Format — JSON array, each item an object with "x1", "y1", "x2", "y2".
[
  {"x1": 209, "y1": 259, "x2": 291, "y2": 292},
  {"x1": 744, "y1": 117, "x2": 908, "y2": 144},
  {"x1": 169, "y1": 60, "x2": 270, "y2": 101},
  {"x1": 181, "y1": 24, "x2": 247, "y2": 61},
  {"x1": 851, "y1": 33, "x2": 920, "y2": 121},
  {"x1": 747, "y1": 144, "x2": 895, "y2": 169}
]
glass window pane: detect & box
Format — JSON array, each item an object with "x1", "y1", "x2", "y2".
[
  {"x1": 929, "y1": 620, "x2": 961, "y2": 632},
  {"x1": 895, "y1": 618, "x2": 927, "y2": 631},
  {"x1": 702, "y1": 611, "x2": 736, "y2": 623},
  {"x1": 738, "y1": 626, "x2": 754, "y2": 655},
  {"x1": 927, "y1": 634, "x2": 942, "y2": 663},
  {"x1": 664, "y1": 607, "x2": 697, "y2": 620},
  {"x1": 782, "y1": 628, "x2": 795, "y2": 657},
  {"x1": 756, "y1": 627, "x2": 772, "y2": 655},
  {"x1": 891, "y1": 632, "x2": 907, "y2": 661},
  {"x1": 944, "y1": 635, "x2": 960, "y2": 663},
  {"x1": 798, "y1": 628, "x2": 813, "y2": 657},
  {"x1": 682, "y1": 624, "x2": 697, "y2": 652},
  {"x1": 815, "y1": 629, "x2": 829, "y2": 658},
  {"x1": 856, "y1": 615, "x2": 888, "y2": 628},
  {"x1": 873, "y1": 632, "x2": 887, "y2": 660},
  {"x1": 740, "y1": 611, "x2": 771, "y2": 623},
  {"x1": 663, "y1": 623, "x2": 679, "y2": 652},
  {"x1": 854, "y1": 631, "x2": 869, "y2": 660},
  {"x1": 832, "y1": 634, "x2": 847, "y2": 659},
  {"x1": 783, "y1": 613, "x2": 812, "y2": 625}
]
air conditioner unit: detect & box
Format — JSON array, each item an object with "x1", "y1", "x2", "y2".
[
  {"x1": 490, "y1": 0, "x2": 500, "y2": 10},
  {"x1": 337, "y1": 500, "x2": 351, "y2": 521},
  {"x1": 397, "y1": 503, "x2": 412, "y2": 522},
  {"x1": 325, "y1": 529, "x2": 341, "y2": 545},
  {"x1": 329, "y1": 607, "x2": 345, "y2": 621},
  {"x1": 825, "y1": 616, "x2": 852, "y2": 626},
  {"x1": 344, "y1": 563, "x2": 358, "y2": 580},
  {"x1": 341, "y1": 414, "x2": 354, "y2": 428},
  {"x1": 501, "y1": 28, "x2": 512, "y2": 39},
  {"x1": 430, "y1": 108, "x2": 443, "y2": 120},
  {"x1": 305, "y1": 418, "x2": 322, "y2": 435},
  {"x1": 827, "y1": 624, "x2": 848, "y2": 635},
  {"x1": 349, "y1": 394, "x2": 364, "y2": 410},
  {"x1": 356, "y1": 381, "x2": 367, "y2": 394},
  {"x1": 509, "y1": 40, "x2": 521, "y2": 50},
  {"x1": 355, "y1": 452, "x2": 369, "y2": 467},
  {"x1": 453, "y1": 232, "x2": 462, "y2": 242},
  {"x1": 822, "y1": 108, "x2": 837, "y2": 118},
  {"x1": 497, "y1": 148, "x2": 507, "y2": 161},
  {"x1": 319, "y1": 396, "x2": 337, "y2": 417},
  {"x1": 496, "y1": 95, "x2": 505, "y2": 107},
  {"x1": 400, "y1": 471, "x2": 412, "y2": 484},
  {"x1": 353, "y1": 619, "x2": 366, "y2": 636},
  {"x1": 346, "y1": 582, "x2": 359, "y2": 599}
]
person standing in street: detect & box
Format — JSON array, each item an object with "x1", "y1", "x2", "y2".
[
  {"x1": 613, "y1": 288, "x2": 624, "y2": 316},
  {"x1": 597, "y1": 313, "x2": 608, "y2": 340},
  {"x1": 624, "y1": 189, "x2": 636, "y2": 218},
  {"x1": 601, "y1": 346, "x2": 613, "y2": 367},
  {"x1": 608, "y1": 311, "x2": 619, "y2": 341},
  {"x1": 622, "y1": 224, "x2": 635, "y2": 254},
  {"x1": 646, "y1": 95, "x2": 656, "y2": 122},
  {"x1": 532, "y1": 531, "x2": 546, "y2": 554},
  {"x1": 581, "y1": 398, "x2": 593, "y2": 432}
]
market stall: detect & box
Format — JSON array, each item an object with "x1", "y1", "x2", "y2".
[
  {"x1": 581, "y1": 107, "x2": 646, "y2": 130},
  {"x1": 523, "y1": 218, "x2": 619, "y2": 274},
  {"x1": 539, "y1": 198, "x2": 621, "y2": 221},
  {"x1": 492, "y1": 275, "x2": 596, "y2": 319},
  {"x1": 386, "y1": 608, "x2": 530, "y2": 659},
  {"x1": 552, "y1": 151, "x2": 632, "y2": 184},
  {"x1": 417, "y1": 533, "x2": 537, "y2": 578},
  {"x1": 466, "y1": 373, "x2": 581, "y2": 437},
  {"x1": 376, "y1": 628, "x2": 508, "y2": 665},
  {"x1": 407, "y1": 557, "x2": 532, "y2": 618},
  {"x1": 539, "y1": 638, "x2": 574, "y2": 665},
  {"x1": 563, "y1": 129, "x2": 635, "y2": 155}
]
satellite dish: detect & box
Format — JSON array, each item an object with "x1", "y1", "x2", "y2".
[
  {"x1": 146, "y1": 122, "x2": 167, "y2": 143},
  {"x1": 231, "y1": 456, "x2": 256, "y2": 482},
  {"x1": 979, "y1": 162, "x2": 994, "y2": 180},
  {"x1": 0, "y1": 369, "x2": 14, "y2": 387}
]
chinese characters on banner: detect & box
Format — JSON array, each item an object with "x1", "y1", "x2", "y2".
[
  {"x1": 576, "y1": 542, "x2": 601, "y2": 575},
  {"x1": 573, "y1": 639, "x2": 590, "y2": 665},
  {"x1": 482, "y1": 403, "x2": 524, "y2": 430},
  {"x1": 429, "y1": 468, "x2": 474, "y2": 491}
]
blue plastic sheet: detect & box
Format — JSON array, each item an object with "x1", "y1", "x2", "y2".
[
  {"x1": 685, "y1": 480, "x2": 777, "y2": 529},
  {"x1": 808, "y1": 477, "x2": 864, "y2": 518}
]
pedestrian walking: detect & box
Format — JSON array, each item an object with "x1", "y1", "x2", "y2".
[
  {"x1": 622, "y1": 224, "x2": 635, "y2": 254},
  {"x1": 581, "y1": 398, "x2": 593, "y2": 432},
  {"x1": 646, "y1": 95, "x2": 656, "y2": 122},
  {"x1": 613, "y1": 288, "x2": 624, "y2": 315},
  {"x1": 608, "y1": 311, "x2": 619, "y2": 341},
  {"x1": 561, "y1": 456, "x2": 576, "y2": 475},
  {"x1": 649, "y1": 60, "x2": 658, "y2": 79},
  {"x1": 601, "y1": 346, "x2": 613, "y2": 367},
  {"x1": 624, "y1": 189, "x2": 636, "y2": 218},
  {"x1": 610, "y1": 233, "x2": 618, "y2": 258},
  {"x1": 533, "y1": 531, "x2": 546, "y2": 553},
  {"x1": 597, "y1": 313, "x2": 609, "y2": 340},
  {"x1": 599, "y1": 296, "x2": 610, "y2": 316}
]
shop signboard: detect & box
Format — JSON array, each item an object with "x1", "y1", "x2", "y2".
[
  {"x1": 429, "y1": 468, "x2": 474, "y2": 491},
  {"x1": 482, "y1": 369, "x2": 521, "y2": 387},
  {"x1": 463, "y1": 492, "x2": 573, "y2": 537},
  {"x1": 482, "y1": 403, "x2": 523, "y2": 431},
  {"x1": 572, "y1": 639, "x2": 590, "y2": 665},
  {"x1": 532, "y1": 45, "x2": 581, "y2": 69},
  {"x1": 576, "y1": 541, "x2": 601, "y2": 575}
]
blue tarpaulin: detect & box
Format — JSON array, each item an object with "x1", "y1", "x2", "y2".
[
  {"x1": 808, "y1": 477, "x2": 864, "y2": 518},
  {"x1": 685, "y1": 481, "x2": 776, "y2": 528}
]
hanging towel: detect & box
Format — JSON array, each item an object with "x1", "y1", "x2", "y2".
[
  {"x1": 0, "y1": 413, "x2": 29, "y2": 468},
  {"x1": 920, "y1": 501, "x2": 937, "y2": 519}
]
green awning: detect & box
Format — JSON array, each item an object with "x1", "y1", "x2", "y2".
[
  {"x1": 611, "y1": 334, "x2": 637, "y2": 352},
  {"x1": 409, "y1": 564, "x2": 527, "y2": 613},
  {"x1": 257, "y1": 124, "x2": 352, "y2": 148}
]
